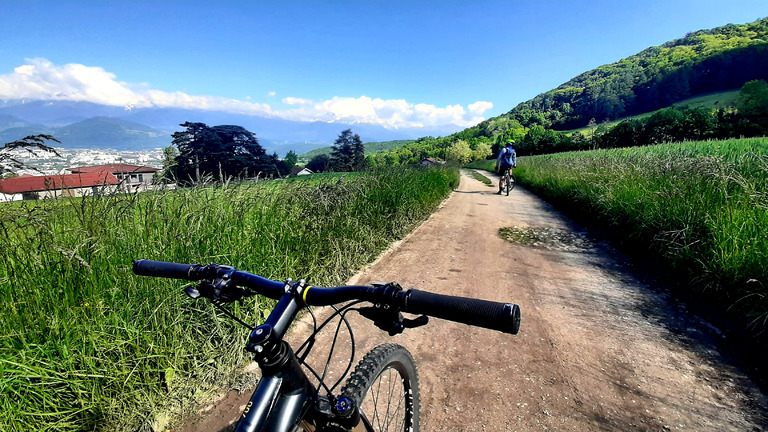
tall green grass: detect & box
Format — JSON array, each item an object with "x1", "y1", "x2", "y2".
[
  {"x1": 0, "y1": 166, "x2": 459, "y2": 431},
  {"x1": 513, "y1": 138, "x2": 768, "y2": 339}
]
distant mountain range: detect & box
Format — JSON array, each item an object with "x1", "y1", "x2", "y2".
[{"x1": 0, "y1": 100, "x2": 458, "y2": 156}]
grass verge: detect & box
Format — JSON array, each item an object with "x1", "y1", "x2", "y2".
[
  {"x1": 512, "y1": 138, "x2": 768, "y2": 344},
  {"x1": 0, "y1": 165, "x2": 459, "y2": 431},
  {"x1": 466, "y1": 168, "x2": 493, "y2": 186}
]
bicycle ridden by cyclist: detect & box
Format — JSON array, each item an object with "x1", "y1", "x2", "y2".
[{"x1": 495, "y1": 139, "x2": 517, "y2": 194}]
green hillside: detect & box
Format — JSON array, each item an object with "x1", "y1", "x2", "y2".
[
  {"x1": 565, "y1": 89, "x2": 740, "y2": 135},
  {"x1": 298, "y1": 139, "x2": 413, "y2": 162},
  {"x1": 501, "y1": 18, "x2": 768, "y2": 131},
  {"x1": 672, "y1": 89, "x2": 740, "y2": 109}
]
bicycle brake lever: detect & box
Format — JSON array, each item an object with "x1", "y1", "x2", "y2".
[
  {"x1": 184, "y1": 282, "x2": 255, "y2": 303},
  {"x1": 184, "y1": 284, "x2": 201, "y2": 299},
  {"x1": 402, "y1": 315, "x2": 429, "y2": 329},
  {"x1": 359, "y1": 306, "x2": 429, "y2": 336}
]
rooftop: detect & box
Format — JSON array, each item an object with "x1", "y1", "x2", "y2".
[{"x1": 0, "y1": 172, "x2": 119, "y2": 194}]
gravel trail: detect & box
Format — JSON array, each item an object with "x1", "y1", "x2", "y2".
[{"x1": 174, "y1": 169, "x2": 767, "y2": 432}]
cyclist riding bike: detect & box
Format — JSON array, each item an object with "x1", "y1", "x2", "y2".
[{"x1": 495, "y1": 139, "x2": 517, "y2": 194}]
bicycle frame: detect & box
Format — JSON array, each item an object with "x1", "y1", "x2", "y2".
[
  {"x1": 237, "y1": 368, "x2": 311, "y2": 432},
  {"x1": 235, "y1": 283, "x2": 363, "y2": 432}
]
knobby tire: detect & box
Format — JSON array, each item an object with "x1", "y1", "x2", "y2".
[{"x1": 342, "y1": 343, "x2": 420, "y2": 432}]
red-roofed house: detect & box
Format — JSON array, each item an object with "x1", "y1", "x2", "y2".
[
  {"x1": 0, "y1": 172, "x2": 120, "y2": 202},
  {"x1": 66, "y1": 164, "x2": 160, "y2": 187}
]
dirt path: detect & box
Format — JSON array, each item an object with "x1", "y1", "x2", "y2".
[{"x1": 176, "y1": 169, "x2": 767, "y2": 431}]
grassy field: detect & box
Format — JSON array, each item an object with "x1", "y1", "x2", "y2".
[
  {"x1": 561, "y1": 89, "x2": 741, "y2": 135},
  {"x1": 507, "y1": 138, "x2": 768, "y2": 341},
  {"x1": 0, "y1": 166, "x2": 459, "y2": 431}
]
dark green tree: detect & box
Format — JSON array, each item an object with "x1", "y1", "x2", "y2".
[
  {"x1": 330, "y1": 129, "x2": 366, "y2": 172},
  {"x1": 279, "y1": 150, "x2": 299, "y2": 176},
  {"x1": 172, "y1": 122, "x2": 276, "y2": 183},
  {"x1": 604, "y1": 119, "x2": 643, "y2": 148},
  {"x1": 306, "y1": 154, "x2": 331, "y2": 172},
  {"x1": 737, "y1": 79, "x2": 768, "y2": 134},
  {"x1": 644, "y1": 108, "x2": 686, "y2": 144},
  {"x1": 172, "y1": 122, "x2": 220, "y2": 183},
  {"x1": 569, "y1": 131, "x2": 590, "y2": 151},
  {"x1": 679, "y1": 107, "x2": 717, "y2": 140},
  {"x1": 212, "y1": 125, "x2": 275, "y2": 177},
  {"x1": 155, "y1": 145, "x2": 179, "y2": 183}
]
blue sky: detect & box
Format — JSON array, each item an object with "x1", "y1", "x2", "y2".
[{"x1": 1, "y1": 0, "x2": 767, "y2": 131}]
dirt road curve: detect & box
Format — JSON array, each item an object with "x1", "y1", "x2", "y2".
[{"x1": 179, "y1": 169, "x2": 767, "y2": 432}]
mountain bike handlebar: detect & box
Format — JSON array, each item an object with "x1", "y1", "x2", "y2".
[
  {"x1": 405, "y1": 289, "x2": 520, "y2": 334},
  {"x1": 133, "y1": 259, "x2": 520, "y2": 335},
  {"x1": 133, "y1": 259, "x2": 200, "y2": 280}
]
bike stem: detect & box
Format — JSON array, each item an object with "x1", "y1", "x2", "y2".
[
  {"x1": 238, "y1": 283, "x2": 316, "y2": 432},
  {"x1": 239, "y1": 281, "x2": 363, "y2": 432},
  {"x1": 246, "y1": 280, "x2": 304, "y2": 371}
]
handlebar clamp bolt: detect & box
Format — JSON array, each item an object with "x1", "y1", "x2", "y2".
[{"x1": 248, "y1": 325, "x2": 273, "y2": 348}]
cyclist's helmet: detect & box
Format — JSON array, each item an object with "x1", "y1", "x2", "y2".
[{"x1": 506, "y1": 139, "x2": 515, "y2": 147}]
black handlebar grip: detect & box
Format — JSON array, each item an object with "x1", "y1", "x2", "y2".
[
  {"x1": 404, "y1": 289, "x2": 520, "y2": 334},
  {"x1": 132, "y1": 259, "x2": 200, "y2": 280}
]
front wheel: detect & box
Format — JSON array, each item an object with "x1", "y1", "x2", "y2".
[{"x1": 341, "y1": 343, "x2": 420, "y2": 432}]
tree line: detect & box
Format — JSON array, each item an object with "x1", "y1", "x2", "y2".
[
  {"x1": 551, "y1": 79, "x2": 768, "y2": 154},
  {"x1": 156, "y1": 124, "x2": 369, "y2": 184},
  {"x1": 158, "y1": 122, "x2": 289, "y2": 184}
]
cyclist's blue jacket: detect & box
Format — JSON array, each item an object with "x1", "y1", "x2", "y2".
[{"x1": 497, "y1": 145, "x2": 517, "y2": 168}]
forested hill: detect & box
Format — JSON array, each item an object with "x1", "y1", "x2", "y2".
[
  {"x1": 351, "y1": 18, "x2": 768, "y2": 168},
  {"x1": 497, "y1": 17, "x2": 768, "y2": 131}
]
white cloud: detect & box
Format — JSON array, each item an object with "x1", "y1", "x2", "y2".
[
  {"x1": 2, "y1": 59, "x2": 143, "y2": 107},
  {"x1": 274, "y1": 96, "x2": 493, "y2": 129},
  {"x1": 0, "y1": 58, "x2": 272, "y2": 115},
  {"x1": 0, "y1": 58, "x2": 492, "y2": 129},
  {"x1": 468, "y1": 101, "x2": 493, "y2": 115},
  {"x1": 282, "y1": 96, "x2": 313, "y2": 105}
]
